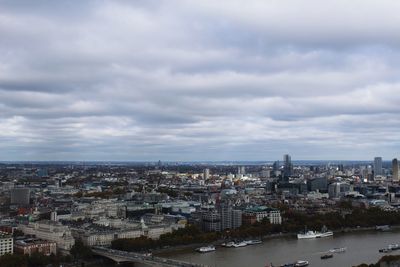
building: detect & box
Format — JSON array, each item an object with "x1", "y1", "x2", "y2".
[
  {"x1": 307, "y1": 177, "x2": 328, "y2": 192},
  {"x1": 203, "y1": 169, "x2": 210, "y2": 180},
  {"x1": 11, "y1": 188, "x2": 30, "y2": 205},
  {"x1": 283, "y1": 154, "x2": 293, "y2": 179},
  {"x1": 0, "y1": 232, "x2": 13, "y2": 256},
  {"x1": 243, "y1": 207, "x2": 282, "y2": 225},
  {"x1": 18, "y1": 220, "x2": 75, "y2": 253},
  {"x1": 218, "y1": 201, "x2": 242, "y2": 230},
  {"x1": 201, "y1": 211, "x2": 221, "y2": 232},
  {"x1": 393, "y1": 158, "x2": 399, "y2": 181},
  {"x1": 374, "y1": 157, "x2": 383, "y2": 177},
  {"x1": 328, "y1": 182, "x2": 351, "y2": 198},
  {"x1": 14, "y1": 238, "x2": 57, "y2": 256}
]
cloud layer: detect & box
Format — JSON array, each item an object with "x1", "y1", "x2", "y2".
[{"x1": 1, "y1": 0, "x2": 400, "y2": 161}]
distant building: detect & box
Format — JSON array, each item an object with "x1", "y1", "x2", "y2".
[
  {"x1": 14, "y1": 238, "x2": 56, "y2": 256},
  {"x1": 328, "y1": 182, "x2": 351, "y2": 198},
  {"x1": 203, "y1": 168, "x2": 210, "y2": 180},
  {"x1": 307, "y1": 177, "x2": 328, "y2": 192},
  {"x1": 393, "y1": 158, "x2": 399, "y2": 181},
  {"x1": 0, "y1": 232, "x2": 13, "y2": 256},
  {"x1": 374, "y1": 157, "x2": 383, "y2": 177},
  {"x1": 283, "y1": 154, "x2": 293, "y2": 180},
  {"x1": 11, "y1": 188, "x2": 30, "y2": 205}
]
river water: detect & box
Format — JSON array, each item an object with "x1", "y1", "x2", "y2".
[{"x1": 163, "y1": 230, "x2": 400, "y2": 267}]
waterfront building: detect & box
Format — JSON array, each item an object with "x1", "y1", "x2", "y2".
[
  {"x1": 202, "y1": 211, "x2": 221, "y2": 232},
  {"x1": 243, "y1": 206, "x2": 282, "y2": 225}
]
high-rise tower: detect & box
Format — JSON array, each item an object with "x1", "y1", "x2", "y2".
[
  {"x1": 374, "y1": 157, "x2": 383, "y2": 177},
  {"x1": 393, "y1": 158, "x2": 399, "y2": 181}
]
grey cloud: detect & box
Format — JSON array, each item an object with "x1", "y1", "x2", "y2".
[{"x1": 1, "y1": 0, "x2": 400, "y2": 160}]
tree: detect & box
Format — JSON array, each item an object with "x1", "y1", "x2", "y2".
[{"x1": 70, "y1": 239, "x2": 93, "y2": 260}]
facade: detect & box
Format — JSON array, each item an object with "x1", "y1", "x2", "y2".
[
  {"x1": 393, "y1": 158, "x2": 399, "y2": 181},
  {"x1": 0, "y1": 232, "x2": 13, "y2": 256},
  {"x1": 14, "y1": 239, "x2": 57, "y2": 256},
  {"x1": 18, "y1": 220, "x2": 75, "y2": 253}
]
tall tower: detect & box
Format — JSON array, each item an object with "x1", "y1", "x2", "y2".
[
  {"x1": 203, "y1": 168, "x2": 210, "y2": 180},
  {"x1": 393, "y1": 158, "x2": 399, "y2": 181},
  {"x1": 374, "y1": 157, "x2": 383, "y2": 177},
  {"x1": 283, "y1": 154, "x2": 293, "y2": 179}
]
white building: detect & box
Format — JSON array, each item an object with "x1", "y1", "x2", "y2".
[{"x1": 18, "y1": 221, "x2": 75, "y2": 253}]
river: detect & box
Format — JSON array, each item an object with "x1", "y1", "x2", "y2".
[{"x1": 162, "y1": 230, "x2": 400, "y2": 267}]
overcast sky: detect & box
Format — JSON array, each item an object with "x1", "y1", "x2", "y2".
[{"x1": 1, "y1": 0, "x2": 400, "y2": 161}]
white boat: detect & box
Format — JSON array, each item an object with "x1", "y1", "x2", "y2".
[
  {"x1": 329, "y1": 247, "x2": 346, "y2": 253},
  {"x1": 221, "y1": 241, "x2": 235, "y2": 247},
  {"x1": 317, "y1": 231, "x2": 333, "y2": 238},
  {"x1": 244, "y1": 239, "x2": 263, "y2": 245},
  {"x1": 297, "y1": 230, "x2": 319, "y2": 239},
  {"x1": 294, "y1": 260, "x2": 309, "y2": 267},
  {"x1": 233, "y1": 241, "x2": 248, "y2": 248},
  {"x1": 297, "y1": 226, "x2": 333, "y2": 239},
  {"x1": 196, "y1": 245, "x2": 216, "y2": 253}
]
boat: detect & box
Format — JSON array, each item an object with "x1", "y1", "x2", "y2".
[
  {"x1": 376, "y1": 225, "x2": 391, "y2": 231},
  {"x1": 233, "y1": 241, "x2": 248, "y2": 248},
  {"x1": 388, "y1": 244, "x2": 400, "y2": 250},
  {"x1": 244, "y1": 239, "x2": 263, "y2": 245},
  {"x1": 321, "y1": 254, "x2": 333, "y2": 259},
  {"x1": 221, "y1": 241, "x2": 235, "y2": 247},
  {"x1": 329, "y1": 247, "x2": 347, "y2": 253},
  {"x1": 196, "y1": 245, "x2": 216, "y2": 253},
  {"x1": 297, "y1": 225, "x2": 333, "y2": 239},
  {"x1": 294, "y1": 260, "x2": 309, "y2": 267},
  {"x1": 280, "y1": 260, "x2": 308, "y2": 267},
  {"x1": 379, "y1": 248, "x2": 391, "y2": 253}
]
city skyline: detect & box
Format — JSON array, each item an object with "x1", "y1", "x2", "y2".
[{"x1": 1, "y1": 1, "x2": 400, "y2": 161}]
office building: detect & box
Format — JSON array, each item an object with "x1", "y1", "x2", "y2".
[
  {"x1": 374, "y1": 157, "x2": 383, "y2": 177},
  {"x1": 393, "y1": 158, "x2": 399, "y2": 181},
  {"x1": 283, "y1": 154, "x2": 293, "y2": 179},
  {"x1": 203, "y1": 168, "x2": 210, "y2": 180}
]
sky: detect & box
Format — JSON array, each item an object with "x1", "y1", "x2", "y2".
[{"x1": 1, "y1": 0, "x2": 400, "y2": 161}]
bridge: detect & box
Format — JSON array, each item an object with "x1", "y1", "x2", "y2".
[{"x1": 92, "y1": 246, "x2": 210, "y2": 267}]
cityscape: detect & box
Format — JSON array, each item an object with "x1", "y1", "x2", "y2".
[
  {"x1": 2, "y1": 1, "x2": 400, "y2": 267},
  {"x1": 1, "y1": 157, "x2": 400, "y2": 266}
]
